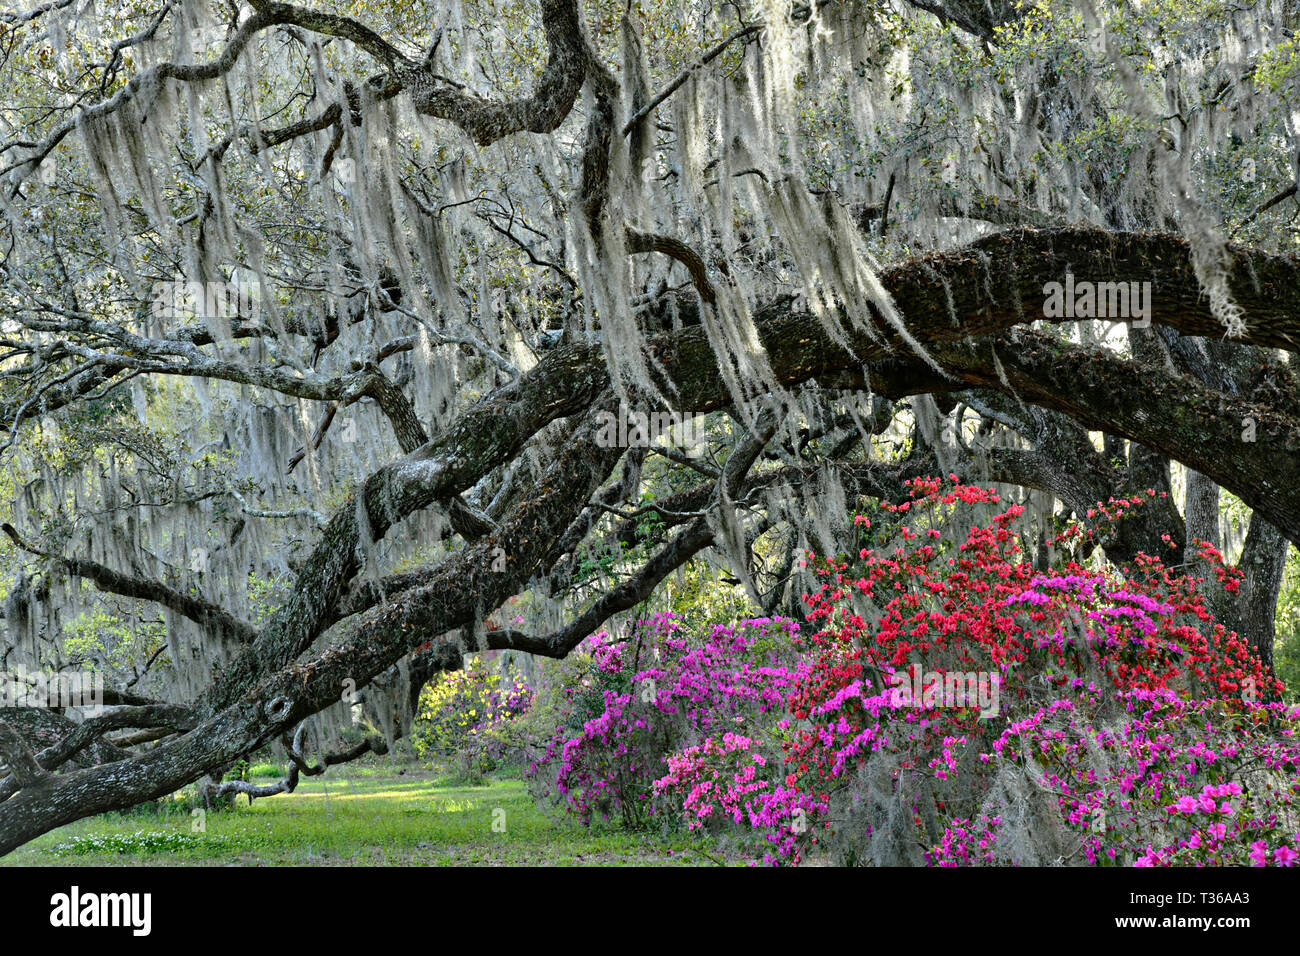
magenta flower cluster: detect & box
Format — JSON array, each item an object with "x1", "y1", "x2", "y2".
[{"x1": 527, "y1": 613, "x2": 809, "y2": 843}]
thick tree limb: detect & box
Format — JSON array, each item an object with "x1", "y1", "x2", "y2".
[
  {"x1": 626, "y1": 228, "x2": 720, "y2": 305},
  {"x1": 0, "y1": 721, "x2": 47, "y2": 788},
  {"x1": 0, "y1": 704, "x2": 194, "y2": 802},
  {"x1": 403, "y1": 0, "x2": 586, "y2": 146},
  {"x1": 210, "y1": 724, "x2": 388, "y2": 799}
]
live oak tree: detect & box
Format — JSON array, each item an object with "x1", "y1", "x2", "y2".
[{"x1": 0, "y1": 0, "x2": 1298, "y2": 852}]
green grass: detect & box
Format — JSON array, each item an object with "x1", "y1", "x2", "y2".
[{"x1": 2, "y1": 766, "x2": 735, "y2": 866}]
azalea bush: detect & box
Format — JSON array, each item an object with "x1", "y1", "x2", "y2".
[
  {"x1": 412, "y1": 655, "x2": 532, "y2": 779},
  {"x1": 525, "y1": 476, "x2": 1299, "y2": 866},
  {"x1": 525, "y1": 615, "x2": 806, "y2": 836},
  {"x1": 774, "y1": 476, "x2": 1298, "y2": 866}
]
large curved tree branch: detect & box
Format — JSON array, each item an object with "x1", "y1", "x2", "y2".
[
  {"x1": 875, "y1": 331, "x2": 1300, "y2": 547},
  {"x1": 402, "y1": 0, "x2": 587, "y2": 146}
]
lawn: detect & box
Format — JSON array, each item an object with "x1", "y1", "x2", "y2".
[{"x1": 2, "y1": 764, "x2": 735, "y2": 866}]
